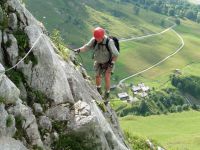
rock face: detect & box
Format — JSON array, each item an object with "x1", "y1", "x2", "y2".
[
  {"x1": 0, "y1": 0, "x2": 130, "y2": 150},
  {"x1": 0, "y1": 137, "x2": 28, "y2": 150}
]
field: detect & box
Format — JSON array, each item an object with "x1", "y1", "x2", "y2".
[
  {"x1": 25, "y1": 0, "x2": 168, "y2": 46},
  {"x1": 187, "y1": 0, "x2": 200, "y2": 4},
  {"x1": 25, "y1": 0, "x2": 200, "y2": 89},
  {"x1": 120, "y1": 111, "x2": 200, "y2": 150},
  {"x1": 81, "y1": 19, "x2": 200, "y2": 90},
  {"x1": 113, "y1": 19, "x2": 200, "y2": 88}
]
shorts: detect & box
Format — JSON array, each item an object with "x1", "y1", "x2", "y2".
[{"x1": 94, "y1": 61, "x2": 111, "y2": 76}]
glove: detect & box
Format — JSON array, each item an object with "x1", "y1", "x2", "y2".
[{"x1": 73, "y1": 48, "x2": 80, "y2": 54}]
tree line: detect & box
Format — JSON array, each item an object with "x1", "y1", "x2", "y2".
[
  {"x1": 171, "y1": 75, "x2": 200, "y2": 99},
  {"x1": 120, "y1": 0, "x2": 200, "y2": 23},
  {"x1": 118, "y1": 88, "x2": 190, "y2": 116}
]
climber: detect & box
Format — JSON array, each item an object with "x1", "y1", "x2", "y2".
[{"x1": 74, "y1": 27, "x2": 119, "y2": 104}]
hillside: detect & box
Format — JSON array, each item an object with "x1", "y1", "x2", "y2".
[
  {"x1": 120, "y1": 111, "x2": 200, "y2": 150},
  {"x1": 25, "y1": 0, "x2": 200, "y2": 87},
  {"x1": 188, "y1": 0, "x2": 200, "y2": 4},
  {"x1": 25, "y1": 0, "x2": 168, "y2": 46},
  {"x1": 116, "y1": 19, "x2": 200, "y2": 88}
]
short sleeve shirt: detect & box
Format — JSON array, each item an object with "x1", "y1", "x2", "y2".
[{"x1": 83, "y1": 36, "x2": 119, "y2": 64}]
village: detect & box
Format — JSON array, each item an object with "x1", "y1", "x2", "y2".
[{"x1": 117, "y1": 83, "x2": 150, "y2": 103}]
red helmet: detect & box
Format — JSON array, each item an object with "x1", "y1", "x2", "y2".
[{"x1": 93, "y1": 27, "x2": 105, "y2": 40}]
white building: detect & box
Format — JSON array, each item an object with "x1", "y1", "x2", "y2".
[
  {"x1": 118, "y1": 92, "x2": 129, "y2": 100},
  {"x1": 131, "y1": 83, "x2": 150, "y2": 97}
]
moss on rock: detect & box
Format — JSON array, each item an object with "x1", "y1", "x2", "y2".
[{"x1": 14, "y1": 29, "x2": 38, "y2": 66}]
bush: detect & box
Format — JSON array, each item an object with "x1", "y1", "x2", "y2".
[
  {"x1": 172, "y1": 75, "x2": 200, "y2": 99},
  {"x1": 175, "y1": 18, "x2": 181, "y2": 25},
  {"x1": 52, "y1": 131, "x2": 102, "y2": 150},
  {"x1": 182, "y1": 104, "x2": 190, "y2": 111},
  {"x1": 0, "y1": 97, "x2": 5, "y2": 104},
  {"x1": 124, "y1": 131, "x2": 149, "y2": 150},
  {"x1": 176, "y1": 105, "x2": 183, "y2": 112},
  {"x1": 170, "y1": 105, "x2": 177, "y2": 113},
  {"x1": 124, "y1": 131, "x2": 162, "y2": 150},
  {"x1": 5, "y1": 70, "x2": 24, "y2": 87},
  {"x1": 50, "y1": 29, "x2": 70, "y2": 60},
  {"x1": 6, "y1": 115, "x2": 13, "y2": 127},
  {"x1": 192, "y1": 104, "x2": 200, "y2": 111},
  {"x1": 0, "y1": 7, "x2": 8, "y2": 30}
]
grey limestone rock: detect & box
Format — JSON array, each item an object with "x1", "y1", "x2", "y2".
[
  {"x1": 38, "y1": 115, "x2": 52, "y2": 131},
  {"x1": 46, "y1": 105, "x2": 70, "y2": 121},
  {"x1": 0, "y1": 31, "x2": 5, "y2": 65},
  {"x1": 0, "y1": 75, "x2": 20, "y2": 104},
  {"x1": 33, "y1": 103, "x2": 43, "y2": 114},
  {"x1": 8, "y1": 13, "x2": 18, "y2": 30},
  {"x1": 0, "y1": 137, "x2": 28, "y2": 150},
  {"x1": 6, "y1": 34, "x2": 19, "y2": 66},
  {"x1": 9, "y1": 100, "x2": 44, "y2": 147},
  {"x1": 0, "y1": 104, "x2": 16, "y2": 137}
]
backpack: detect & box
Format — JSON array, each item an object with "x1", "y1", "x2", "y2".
[{"x1": 93, "y1": 36, "x2": 120, "y2": 63}]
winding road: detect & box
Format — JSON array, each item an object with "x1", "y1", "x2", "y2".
[{"x1": 117, "y1": 21, "x2": 185, "y2": 86}]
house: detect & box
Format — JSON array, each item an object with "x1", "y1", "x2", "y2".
[
  {"x1": 131, "y1": 83, "x2": 150, "y2": 97},
  {"x1": 132, "y1": 86, "x2": 141, "y2": 92},
  {"x1": 174, "y1": 69, "x2": 182, "y2": 75},
  {"x1": 141, "y1": 86, "x2": 150, "y2": 92},
  {"x1": 139, "y1": 92, "x2": 148, "y2": 97},
  {"x1": 117, "y1": 92, "x2": 129, "y2": 100},
  {"x1": 110, "y1": 85, "x2": 117, "y2": 91}
]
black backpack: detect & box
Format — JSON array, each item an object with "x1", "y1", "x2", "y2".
[{"x1": 93, "y1": 36, "x2": 120, "y2": 63}]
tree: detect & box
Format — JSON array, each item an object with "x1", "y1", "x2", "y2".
[
  {"x1": 150, "y1": 5, "x2": 161, "y2": 13},
  {"x1": 160, "y1": 19, "x2": 165, "y2": 26},
  {"x1": 139, "y1": 100, "x2": 149, "y2": 115},
  {"x1": 197, "y1": 12, "x2": 200, "y2": 23},
  {"x1": 168, "y1": 8, "x2": 175, "y2": 16},
  {"x1": 182, "y1": 104, "x2": 189, "y2": 111},
  {"x1": 133, "y1": 6, "x2": 140, "y2": 15},
  {"x1": 175, "y1": 18, "x2": 181, "y2": 25},
  {"x1": 176, "y1": 105, "x2": 183, "y2": 112},
  {"x1": 185, "y1": 10, "x2": 196, "y2": 20}
]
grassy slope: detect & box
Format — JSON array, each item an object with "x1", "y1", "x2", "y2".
[
  {"x1": 25, "y1": 0, "x2": 92, "y2": 45},
  {"x1": 115, "y1": 30, "x2": 180, "y2": 80},
  {"x1": 115, "y1": 19, "x2": 200, "y2": 89},
  {"x1": 120, "y1": 111, "x2": 200, "y2": 150},
  {"x1": 187, "y1": 0, "x2": 200, "y2": 4},
  {"x1": 25, "y1": 0, "x2": 167, "y2": 46},
  {"x1": 25, "y1": 0, "x2": 200, "y2": 88}
]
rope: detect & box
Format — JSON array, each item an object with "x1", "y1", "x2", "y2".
[{"x1": 0, "y1": 33, "x2": 43, "y2": 74}]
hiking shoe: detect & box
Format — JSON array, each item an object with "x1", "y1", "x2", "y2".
[
  {"x1": 97, "y1": 87, "x2": 102, "y2": 95},
  {"x1": 103, "y1": 92, "x2": 110, "y2": 100},
  {"x1": 104, "y1": 100, "x2": 110, "y2": 105}
]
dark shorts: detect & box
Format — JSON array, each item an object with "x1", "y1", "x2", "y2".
[{"x1": 94, "y1": 61, "x2": 111, "y2": 76}]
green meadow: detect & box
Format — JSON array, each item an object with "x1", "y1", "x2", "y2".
[
  {"x1": 26, "y1": 0, "x2": 168, "y2": 46},
  {"x1": 78, "y1": 19, "x2": 200, "y2": 90},
  {"x1": 120, "y1": 111, "x2": 200, "y2": 150},
  {"x1": 114, "y1": 19, "x2": 200, "y2": 88},
  {"x1": 26, "y1": 0, "x2": 200, "y2": 89}
]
